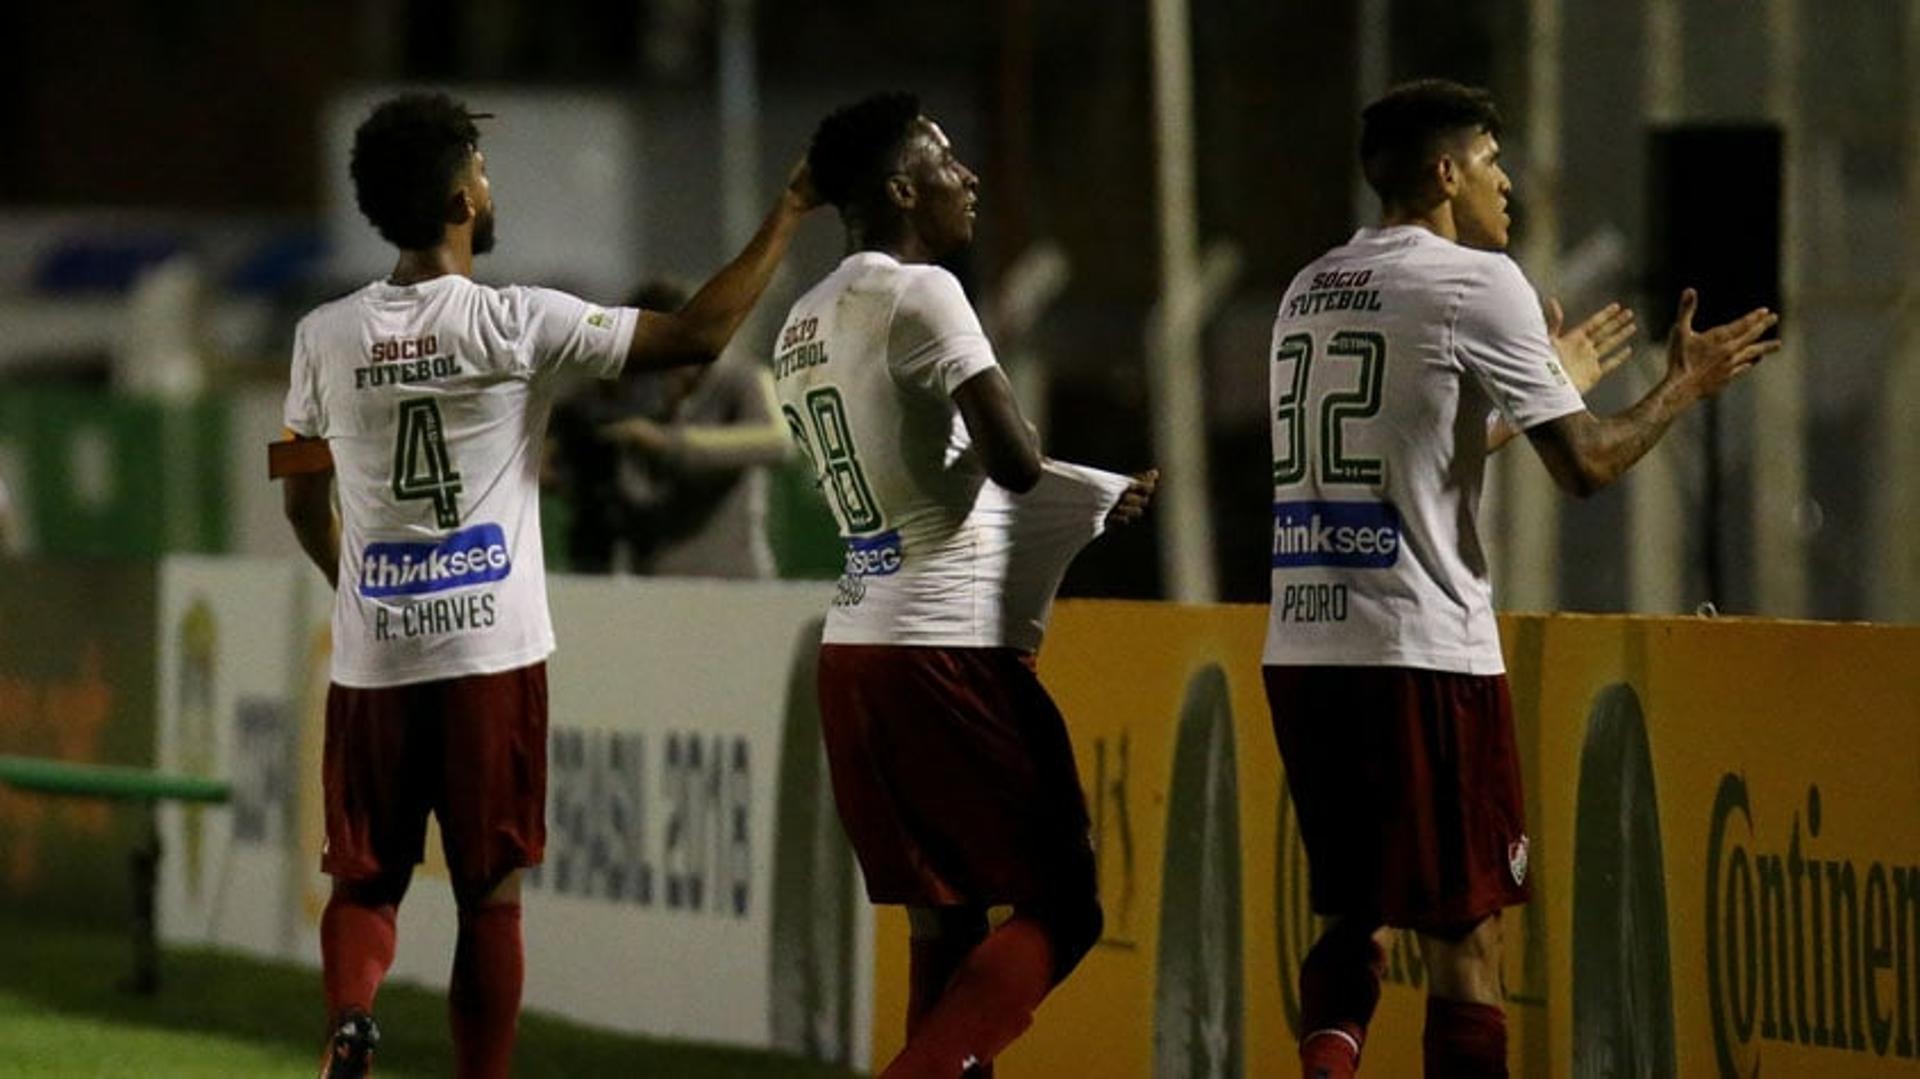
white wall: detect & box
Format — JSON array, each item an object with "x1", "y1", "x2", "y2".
[{"x1": 154, "y1": 561, "x2": 869, "y2": 1067}]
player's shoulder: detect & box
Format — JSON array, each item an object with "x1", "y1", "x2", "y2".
[
  {"x1": 893, "y1": 260, "x2": 963, "y2": 290},
  {"x1": 295, "y1": 281, "x2": 378, "y2": 334},
  {"x1": 823, "y1": 251, "x2": 951, "y2": 299},
  {"x1": 476, "y1": 281, "x2": 617, "y2": 344},
  {"x1": 1387, "y1": 238, "x2": 1533, "y2": 319},
  {"x1": 1424, "y1": 241, "x2": 1528, "y2": 292},
  {"x1": 790, "y1": 261, "x2": 854, "y2": 312},
  {"x1": 888, "y1": 262, "x2": 972, "y2": 320},
  {"x1": 470, "y1": 279, "x2": 547, "y2": 318}
]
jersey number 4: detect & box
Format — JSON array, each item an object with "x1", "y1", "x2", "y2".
[
  {"x1": 783, "y1": 387, "x2": 882, "y2": 533},
  {"x1": 1272, "y1": 330, "x2": 1386, "y2": 487},
  {"x1": 392, "y1": 398, "x2": 463, "y2": 527}
]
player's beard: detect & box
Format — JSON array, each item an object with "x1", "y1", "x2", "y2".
[{"x1": 473, "y1": 205, "x2": 497, "y2": 255}]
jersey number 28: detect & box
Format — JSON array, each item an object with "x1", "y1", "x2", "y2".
[
  {"x1": 783, "y1": 387, "x2": 882, "y2": 533},
  {"x1": 392, "y1": 398, "x2": 463, "y2": 527}
]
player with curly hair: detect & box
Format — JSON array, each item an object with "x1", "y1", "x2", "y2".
[{"x1": 278, "y1": 90, "x2": 822, "y2": 1078}]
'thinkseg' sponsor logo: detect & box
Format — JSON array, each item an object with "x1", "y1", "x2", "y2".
[
  {"x1": 1270, "y1": 500, "x2": 1401, "y2": 569},
  {"x1": 359, "y1": 523, "x2": 511, "y2": 598},
  {"x1": 843, "y1": 530, "x2": 902, "y2": 578}
]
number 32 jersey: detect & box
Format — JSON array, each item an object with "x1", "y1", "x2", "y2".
[
  {"x1": 285, "y1": 275, "x2": 637, "y2": 688},
  {"x1": 1263, "y1": 226, "x2": 1585, "y2": 675}
]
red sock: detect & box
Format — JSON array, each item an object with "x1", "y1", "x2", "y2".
[
  {"x1": 1299, "y1": 1027, "x2": 1362, "y2": 1079},
  {"x1": 449, "y1": 903, "x2": 524, "y2": 1079},
  {"x1": 1297, "y1": 929, "x2": 1384, "y2": 1077},
  {"x1": 1423, "y1": 997, "x2": 1507, "y2": 1079},
  {"x1": 320, "y1": 893, "x2": 397, "y2": 1022},
  {"x1": 881, "y1": 917, "x2": 1054, "y2": 1078}
]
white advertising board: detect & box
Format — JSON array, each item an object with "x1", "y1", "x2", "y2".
[{"x1": 155, "y1": 559, "x2": 867, "y2": 1067}]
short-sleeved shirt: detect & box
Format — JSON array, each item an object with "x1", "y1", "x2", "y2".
[
  {"x1": 772, "y1": 252, "x2": 1015, "y2": 646},
  {"x1": 285, "y1": 276, "x2": 637, "y2": 687},
  {"x1": 1263, "y1": 226, "x2": 1585, "y2": 674}
]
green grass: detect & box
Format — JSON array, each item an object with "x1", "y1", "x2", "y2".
[{"x1": 0, "y1": 911, "x2": 859, "y2": 1077}]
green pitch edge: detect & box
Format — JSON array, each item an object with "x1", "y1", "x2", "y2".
[{"x1": 0, "y1": 755, "x2": 230, "y2": 804}]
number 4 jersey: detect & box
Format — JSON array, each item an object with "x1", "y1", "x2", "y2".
[
  {"x1": 285, "y1": 275, "x2": 637, "y2": 688},
  {"x1": 1263, "y1": 225, "x2": 1585, "y2": 675}
]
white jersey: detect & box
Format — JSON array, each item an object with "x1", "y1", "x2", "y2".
[
  {"x1": 285, "y1": 275, "x2": 637, "y2": 688},
  {"x1": 1263, "y1": 226, "x2": 1585, "y2": 674},
  {"x1": 774, "y1": 252, "x2": 1126, "y2": 649}
]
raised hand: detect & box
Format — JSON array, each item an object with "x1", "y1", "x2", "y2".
[
  {"x1": 1547, "y1": 298, "x2": 1638, "y2": 394},
  {"x1": 1106, "y1": 469, "x2": 1159, "y2": 527},
  {"x1": 783, "y1": 157, "x2": 824, "y2": 214},
  {"x1": 1664, "y1": 288, "x2": 1780, "y2": 402}
]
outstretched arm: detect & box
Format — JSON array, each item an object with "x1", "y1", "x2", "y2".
[
  {"x1": 624, "y1": 162, "x2": 825, "y2": 371},
  {"x1": 600, "y1": 371, "x2": 792, "y2": 474},
  {"x1": 1525, "y1": 289, "x2": 1778, "y2": 496}
]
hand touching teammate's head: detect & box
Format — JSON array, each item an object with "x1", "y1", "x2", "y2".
[
  {"x1": 809, "y1": 92, "x2": 980, "y2": 260},
  {"x1": 351, "y1": 92, "x2": 496, "y2": 255},
  {"x1": 1361, "y1": 80, "x2": 1512, "y2": 250}
]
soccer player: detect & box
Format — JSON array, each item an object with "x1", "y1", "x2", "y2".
[
  {"x1": 776, "y1": 92, "x2": 1155, "y2": 1078},
  {"x1": 275, "y1": 91, "x2": 821, "y2": 1078},
  {"x1": 1263, "y1": 79, "x2": 1778, "y2": 1078}
]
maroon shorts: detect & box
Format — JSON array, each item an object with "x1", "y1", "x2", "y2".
[
  {"x1": 1263, "y1": 664, "x2": 1530, "y2": 932},
  {"x1": 817, "y1": 644, "x2": 1095, "y2": 908},
  {"x1": 322, "y1": 662, "x2": 548, "y2": 889}
]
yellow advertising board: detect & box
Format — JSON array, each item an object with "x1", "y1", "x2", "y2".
[{"x1": 868, "y1": 605, "x2": 1920, "y2": 1077}]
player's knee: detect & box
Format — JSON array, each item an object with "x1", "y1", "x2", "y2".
[
  {"x1": 1418, "y1": 916, "x2": 1503, "y2": 1001},
  {"x1": 335, "y1": 871, "x2": 411, "y2": 909},
  {"x1": 1423, "y1": 915, "x2": 1497, "y2": 955},
  {"x1": 907, "y1": 904, "x2": 988, "y2": 942},
  {"x1": 453, "y1": 868, "x2": 523, "y2": 913},
  {"x1": 1311, "y1": 918, "x2": 1386, "y2": 973}
]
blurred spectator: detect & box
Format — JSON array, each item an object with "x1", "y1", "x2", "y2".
[
  {"x1": 548, "y1": 279, "x2": 793, "y2": 577},
  {"x1": 544, "y1": 280, "x2": 684, "y2": 572},
  {"x1": 600, "y1": 353, "x2": 792, "y2": 578}
]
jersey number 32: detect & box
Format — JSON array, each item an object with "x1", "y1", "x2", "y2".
[{"x1": 1272, "y1": 329, "x2": 1387, "y2": 488}]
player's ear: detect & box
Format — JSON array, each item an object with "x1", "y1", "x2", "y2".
[
  {"x1": 448, "y1": 187, "x2": 475, "y2": 227},
  {"x1": 1433, "y1": 152, "x2": 1461, "y2": 198},
  {"x1": 885, "y1": 173, "x2": 916, "y2": 211}
]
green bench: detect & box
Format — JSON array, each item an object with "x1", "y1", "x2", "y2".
[{"x1": 0, "y1": 754, "x2": 232, "y2": 993}]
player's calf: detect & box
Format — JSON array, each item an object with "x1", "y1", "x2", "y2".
[
  {"x1": 1297, "y1": 919, "x2": 1386, "y2": 1078},
  {"x1": 1034, "y1": 894, "x2": 1102, "y2": 985}
]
